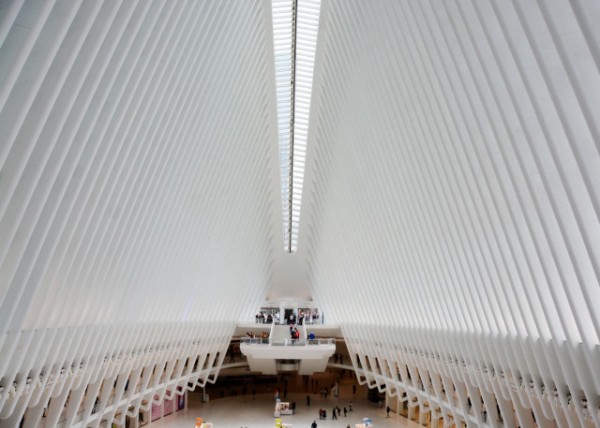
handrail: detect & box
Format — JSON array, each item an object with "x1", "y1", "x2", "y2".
[{"x1": 240, "y1": 337, "x2": 335, "y2": 346}]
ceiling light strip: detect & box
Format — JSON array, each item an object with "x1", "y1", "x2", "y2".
[
  {"x1": 290, "y1": 0, "x2": 320, "y2": 252},
  {"x1": 272, "y1": 0, "x2": 294, "y2": 252},
  {"x1": 272, "y1": 0, "x2": 320, "y2": 253}
]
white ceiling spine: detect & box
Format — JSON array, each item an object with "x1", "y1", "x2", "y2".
[
  {"x1": 300, "y1": 0, "x2": 600, "y2": 425},
  {"x1": 0, "y1": 0, "x2": 279, "y2": 425}
]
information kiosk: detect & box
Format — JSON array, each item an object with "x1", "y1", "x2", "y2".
[{"x1": 274, "y1": 401, "x2": 294, "y2": 417}]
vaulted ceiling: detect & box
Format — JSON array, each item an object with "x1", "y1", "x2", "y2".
[{"x1": 1, "y1": 0, "x2": 599, "y2": 427}]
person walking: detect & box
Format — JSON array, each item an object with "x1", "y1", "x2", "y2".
[
  {"x1": 332, "y1": 407, "x2": 337, "y2": 420},
  {"x1": 307, "y1": 395, "x2": 311, "y2": 406},
  {"x1": 311, "y1": 420, "x2": 318, "y2": 428},
  {"x1": 343, "y1": 406, "x2": 347, "y2": 417},
  {"x1": 386, "y1": 405, "x2": 391, "y2": 417}
]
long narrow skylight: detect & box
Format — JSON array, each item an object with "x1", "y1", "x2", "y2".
[{"x1": 272, "y1": 0, "x2": 321, "y2": 253}]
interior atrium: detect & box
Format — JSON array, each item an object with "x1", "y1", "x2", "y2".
[{"x1": 0, "y1": 0, "x2": 599, "y2": 427}]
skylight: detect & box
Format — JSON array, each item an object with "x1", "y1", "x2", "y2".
[{"x1": 272, "y1": 0, "x2": 321, "y2": 253}]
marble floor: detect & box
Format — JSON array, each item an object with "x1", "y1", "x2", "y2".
[{"x1": 152, "y1": 378, "x2": 422, "y2": 428}]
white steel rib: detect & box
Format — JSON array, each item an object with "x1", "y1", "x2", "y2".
[{"x1": 0, "y1": 1, "x2": 599, "y2": 427}]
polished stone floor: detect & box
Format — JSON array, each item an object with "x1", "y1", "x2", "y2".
[{"x1": 152, "y1": 375, "x2": 421, "y2": 428}]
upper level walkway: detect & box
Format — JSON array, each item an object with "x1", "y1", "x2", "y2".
[{"x1": 239, "y1": 324, "x2": 336, "y2": 375}]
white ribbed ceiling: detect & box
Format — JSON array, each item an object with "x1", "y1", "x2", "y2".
[
  {"x1": 0, "y1": 1, "x2": 280, "y2": 426},
  {"x1": 299, "y1": 0, "x2": 600, "y2": 426},
  {"x1": 0, "y1": 0, "x2": 281, "y2": 326},
  {"x1": 1, "y1": 0, "x2": 600, "y2": 427}
]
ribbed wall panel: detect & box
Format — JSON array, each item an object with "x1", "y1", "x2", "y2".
[
  {"x1": 0, "y1": 1, "x2": 278, "y2": 426},
  {"x1": 2, "y1": 1, "x2": 600, "y2": 427},
  {"x1": 301, "y1": 0, "x2": 600, "y2": 426}
]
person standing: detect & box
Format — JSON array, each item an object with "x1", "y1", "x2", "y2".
[
  {"x1": 332, "y1": 407, "x2": 337, "y2": 420},
  {"x1": 386, "y1": 405, "x2": 391, "y2": 417},
  {"x1": 311, "y1": 421, "x2": 317, "y2": 428}
]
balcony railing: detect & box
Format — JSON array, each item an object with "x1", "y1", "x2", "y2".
[{"x1": 241, "y1": 337, "x2": 335, "y2": 346}]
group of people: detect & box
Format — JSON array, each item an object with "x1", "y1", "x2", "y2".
[
  {"x1": 254, "y1": 308, "x2": 323, "y2": 325},
  {"x1": 288, "y1": 308, "x2": 320, "y2": 325},
  {"x1": 254, "y1": 311, "x2": 278, "y2": 324},
  {"x1": 245, "y1": 331, "x2": 269, "y2": 342},
  {"x1": 317, "y1": 403, "x2": 351, "y2": 419}
]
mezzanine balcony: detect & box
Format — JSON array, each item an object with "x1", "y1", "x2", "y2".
[{"x1": 239, "y1": 324, "x2": 336, "y2": 375}]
